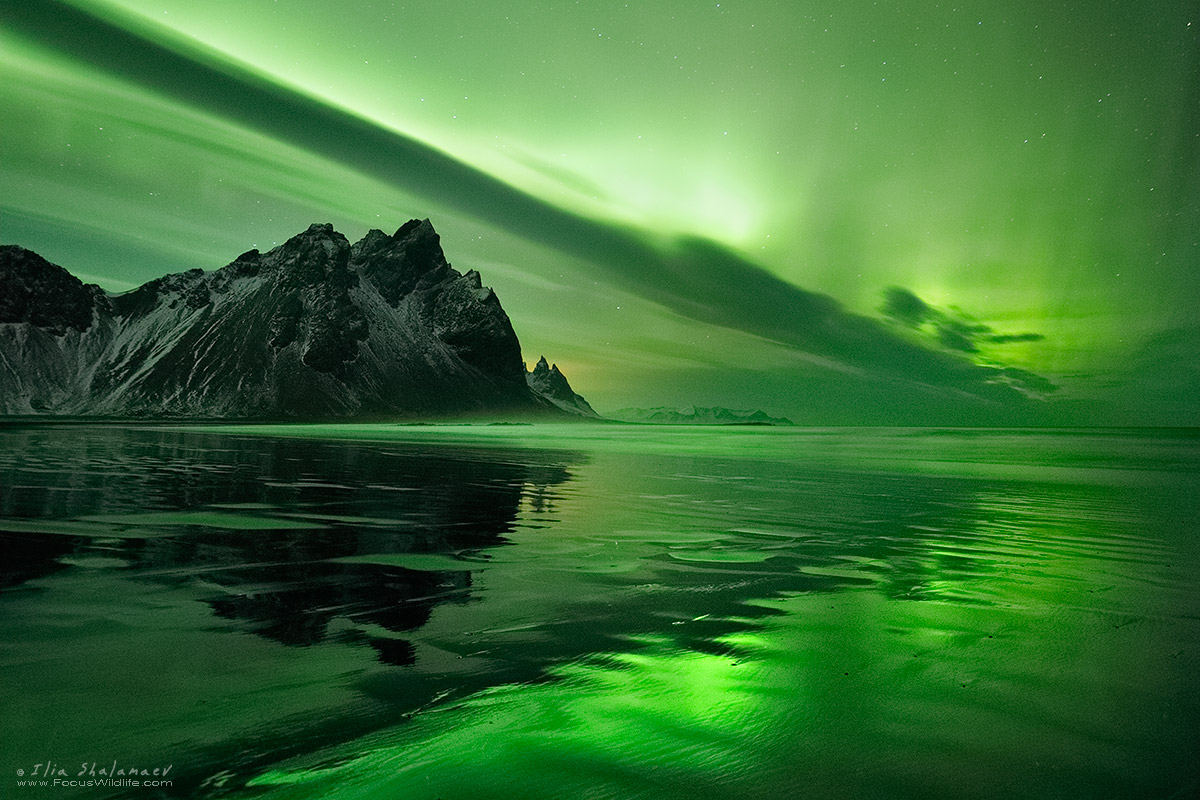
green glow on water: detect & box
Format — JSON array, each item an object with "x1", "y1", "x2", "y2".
[
  {"x1": 82, "y1": 509, "x2": 328, "y2": 530},
  {"x1": 242, "y1": 584, "x2": 1197, "y2": 799},
  {"x1": 245, "y1": 635, "x2": 780, "y2": 799},
  {"x1": 1, "y1": 425, "x2": 1197, "y2": 798},
  {"x1": 331, "y1": 553, "x2": 489, "y2": 573},
  {"x1": 195, "y1": 422, "x2": 1200, "y2": 483}
]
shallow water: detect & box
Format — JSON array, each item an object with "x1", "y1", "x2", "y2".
[{"x1": 1, "y1": 424, "x2": 1197, "y2": 799}]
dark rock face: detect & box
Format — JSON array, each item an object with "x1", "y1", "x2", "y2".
[
  {"x1": 0, "y1": 220, "x2": 590, "y2": 419},
  {"x1": 354, "y1": 219, "x2": 449, "y2": 305},
  {"x1": 350, "y1": 220, "x2": 525, "y2": 380},
  {"x1": 525, "y1": 356, "x2": 598, "y2": 418},
  {"x1": 0, "y1": 246, "x2": 103, "y2": 335}
]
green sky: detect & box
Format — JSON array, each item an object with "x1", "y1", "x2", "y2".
[{"x1": 1, "y1": 0, "x2": 1197, "y2": 423}]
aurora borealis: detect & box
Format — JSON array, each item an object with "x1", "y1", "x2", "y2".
[{"x1": 2, "y1": 0, "x2": 1197, "y2": 423}]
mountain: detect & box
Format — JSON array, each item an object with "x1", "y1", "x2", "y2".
[
  {"x1": 525, "y1": 356, "x2": 598, "y2": 418},
  {"x1": 611, "y1": 406, "x2": 794, "y2": 426},
  {"x1": 0, "y1": 220, "x2": 590, "y2": 419}
]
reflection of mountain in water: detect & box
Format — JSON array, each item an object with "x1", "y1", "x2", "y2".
[
  {"x1": 0, "y1": 425, "x2": 1101, "y2": 671},
  {"x1": 0, "y1": 425, "x2": 575, "y2": 665},
  {"x1": 5, "y1": 425, "x2": 1162, "y2": 678}
]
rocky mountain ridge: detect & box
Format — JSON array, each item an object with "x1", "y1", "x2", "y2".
[
  {"x1": 0, "y1": 220, "x2": 593, "y2": 419},
  {"x1": 610, "y1": 406, "x2": 794, "y2": 426}
]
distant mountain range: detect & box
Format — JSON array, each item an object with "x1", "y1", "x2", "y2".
[
  {"x1": 610, "y1": 406, "x2": 793, "y2": 426},
  {"x1": 0, "y1": 219, "x2": 592, "y2": 419}
]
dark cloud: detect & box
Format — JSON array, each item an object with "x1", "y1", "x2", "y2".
[
  {"x1": 881, "y1": 286, "x2": 1046, "y2": 359},
  {"x1": 936, "y1": 323, "x2": 978, "y2": 354},
  {"x1": 986, "y1": 332, "x2": 1046, "y2": 344},
  {"x1": 992, "y1": 367, "x2": 1058, "y2": 397},
  {"x1": 0, "y1": 0, "x2": 1046, "y2": 410},
  {"x1": 881, "y1": 287, "x2": 934, "y2": 328}
]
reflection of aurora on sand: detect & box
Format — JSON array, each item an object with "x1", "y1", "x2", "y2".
[{"x1": 1, "y1": 424, "x2": 1196, "y2": 798}]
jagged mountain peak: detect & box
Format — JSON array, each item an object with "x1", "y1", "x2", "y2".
[
  {"x1": 266, "y1": 223, "x2": 352, "y2": 287},
  {"x1": 351, "y1": 218, "x2": 454, "y2": 306},
  {"x1": 393, "y1": 217, "x2": 436, "y2": 240},
  {"x1": 530, "y1": 355, "x2": 566, "y2": 377},
  {"x1": 526, "y1": 354, "x2": 597, "y2": 418},
  {"x1": 280, "y1": 222, "x2": 349, "y2": 253}
]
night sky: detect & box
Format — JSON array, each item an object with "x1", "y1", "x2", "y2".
[{"x1": 2, "y1": 0, "x2": 1197, "y2": 424}]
